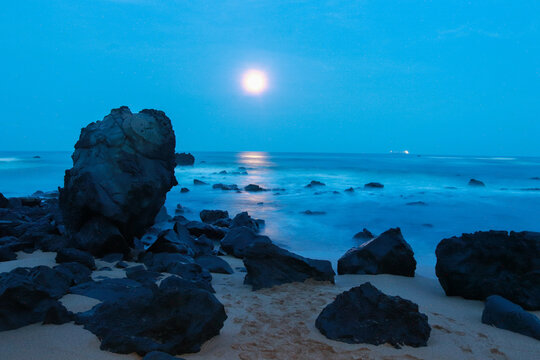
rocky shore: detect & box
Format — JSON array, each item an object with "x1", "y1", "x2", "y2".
[{"x1": 1, "y1": 107, "x2": 539, "y2": 359}]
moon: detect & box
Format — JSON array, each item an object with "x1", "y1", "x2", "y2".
[{"x1": 241, "y1": 69, "x2": 268, "y2": 95}]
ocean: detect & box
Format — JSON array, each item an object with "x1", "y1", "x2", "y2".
[{"x1": 1, "y1": 151, "x2": 539, "y2": 277}]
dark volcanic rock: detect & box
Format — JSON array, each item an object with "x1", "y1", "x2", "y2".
[
  {"x1": 59, "y1": 106, "x2": 177, "y2": 254},
  {"x1": 220, "y1": 227, "x2": 271, "y2": 258},
  {"x1": 146, "y1": 226, "x2": 198, "y2": 257},
  {"x1": 193, "y1": 179, "x2": 207, "y2": 185},
  {"x1": 212, "y1": 183, "x2": 239, "y2": 191},
  {"x1": 244, "y1": 184, "x2": 267, "y2": 192},
  {"x1": 338, "y1": 228, "x2": 416, "y2": 277},
  {"x1": 175, "y1": 152, "x2": 195, "y2": 166},
  {"x1": 468, "y1": 178, "x2": 485, "y2": 187},
  {"x1": 0, "y1": 267, "x2": 72, "y2": 330},
  {"x1": 353, "y1": 228, "x2": 375, "y2": 241},
  {"x1": 54, "y1": 262, "x2": 92, "y2": 285},
  {"x1": 186, "y1": 221, "x2": 226, "y2": 240},
  {"x1": 301, "y1": 210, "x2": 326, "y2": 215},
  {"x1": 243, "y1": 242, "x2": 335, "y2": 290},
  {"x1": 76, "y1": 278, "x2": 227, "y2": 355},
  {"x1": 56, "y1": 248, "x2": 96, "y2": 270},
  {"x1": 435, "y1": 230, "x2": 540, "y2": 310},
  {"x1": 364, "y1": 182, "x2": 384, "y2": 189},
  {"x1": 315, "y1": 282, "x2": 430, "y2": 347},
  {"x1": 231, "y1": 211, "x2": 260, "y2": 232},
  {"x1": 195, "y1": 255, "x2": 234, "y2": 274},
  {"x1": 72, "y1": 216, "x2": 129, "y2": 257},
  {"x1": 0, "y1": 193, "x2": 8, "y2": 208},
  {"x1": 200, "y1": 210, "x2": 229, "y2": 224},
  {"x1": 482, "y1": 295, "x2": 540, "y2": 340},
  {"x1": 305, "y1": 180, "x2": 325, "y2": 188},
  {"x1": 71, "y1": 278, "x2": 150, "y2": 302}
]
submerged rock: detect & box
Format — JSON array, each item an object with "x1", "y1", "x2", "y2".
[
  {"x1": 435, "y1": 230, "x2": 540, "y2": 310},
  {"x1": 59, "y1": 107, "x2": 177, "y2": 255},
  {"x1": 244, "y1": 184, "x2": 267, "y2": 192},
  {"x1": 193, "y1": 179, "x2": 207, "y2": 185},
  {"x1": 315, "y1": 282, "x2": 430, "y2": 347},
  {"x1": 468, "y1": 178, "x2": 485, "y2": 187},
  {"x1": 482, "y1": 295, "x2": 540, "y2": 340},
  {"x1": 76, "y1": 279, "x2": 227, "y2": 356},
  {"x1": 220, "y1": 226, "x2": 271, "y2": 258},
  {"x1": 364, "y1": 182, "x2": 384, "y2": 189},
  {"x1": 305, "y1": 180, "x2": 325, "y2": 188},
  {"x1": 338, "y1": 228, "x2": 416, "y2": 277},
  {"x1": 243, "y1": 241, "x2": 335, "y2": 290},
  {"x1": 212, "y1": 183, "x2": 239, "y2": 191},
  {"x1": 175, "y1": 152, "x2": 195, "y2": 166},
  {"x1": 301, "y1": 210, "x2": 326, "y2": 215}
]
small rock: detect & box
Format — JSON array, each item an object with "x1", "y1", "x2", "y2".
[
  {"x1": 468, "y1": 179, "x2": 485, "y2": 187},
  {"x1": 353, "y1": 228, "x2": 374, "y2": 241},
  {"x1": 406, "y1": 201, "x2": 427, "y2": 206},
  {"x1": 305, "y1": 180, "x2": 325, "y2": 188},
  {"x1": 301, "y1": 210, "x2": 326, "y2": 215},
  {"x1": 200, "y1": 210, "x2": 229, "y2": 224},
  {"x1": 364, "y1": 182, "x2": 384, "y2": 189},
  {"x1": 56, "y1": 248, "x2": 96, "y2": 270},
  {"x1": 244, "y1": 184, "x2": 267, "y2": 192},
  {"x1": 195, "y1": 255, "x2": 234, "y2": 274},
  {"x1": 344, "y1": 187, "x2": 354, "y2": 192},
  {"x1": 180, "y1": 187, "x2": 189, "y2": 193},
  {"x1": 212, "y1": 183, "x2": 239, "y2": 191},
  {"x1": 193, "y1": 179, "x2": 207, "y2": 185}
]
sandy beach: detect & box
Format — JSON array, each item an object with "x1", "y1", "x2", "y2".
[{"x1": 0, "y1": 251, "x2": 538, "y2": 360}]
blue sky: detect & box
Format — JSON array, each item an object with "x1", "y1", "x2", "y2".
[{"x1": 1, "y1": 1, "x2": 539, "y2": 156}]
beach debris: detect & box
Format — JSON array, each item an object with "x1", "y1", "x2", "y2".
[
  {"x1": 316, "y1": 282, "x2": 430, "y2": 347},
  {"x1": 338, "y1": 228, "x2": 416, "y2": 277},
  {"x1": 482, "y1": 295, "x2": 540, "y2": 340},
  {"x1": 59, "y1": 106, "x2": 177, "y2": 255},
  {"x1": 436, "y1": 230, "x2": 540, "y2": 310},
  {"x1": 243, "y1": 241, "x2": 335, "y2": 290},
  {"x1": 175, "y1": 152, "x2": 195, "y2": 166}
]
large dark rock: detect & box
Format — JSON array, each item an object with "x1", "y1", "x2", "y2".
[
  {"x1": 71, "y1": 278, "x2": 151, "y2": 302},
  {"x1": 56, "y1": 247, "x2": 96, "y2": 270},
  {"x1": 54, "y1": 262, "x2": 92, "y2": 285},
  {"x1": 0, "y1": 246, "x2": 16, "y2": 261},
  {"x1": 0, "y1": 267, "x2": 72, "y2": 331},
  {"x1": 220, "y1": 226, "x2": 271, "y2": 258},
  {"x1": 435, "y1": 231, "x2": 540, "y2": 310},
  {"x1": 175, "y1": 152, "x2": 195, "y2": 166},
  {"x1": 195, "y1": 255, "x2": 234, "y2": 274},
  {"x1": 59, "y1": 106, "x2": 177, "y2": 254},
  {"x1": 315, "y1": 282, "x2": 430, "y2": 347},
  {"x1": 243, "y1": 241, "x2": 335, "y2": 290},
  {"x1": 338, "y1": 228, "x2": 416, "y2": 277},
  {"x1": 0, "y1": 193, "x2": 8, "y2": 208},
  {"x1": 231, "y1": 211, "x2": 260, "y2": 232},
  {"x1": 200, "y1": 210, "x2": 229, "y2": 224},
  {"x1": 482, "y1": 295, "x2": 540, "y2": 340},
  {"x1": 185, "y1": 221, "x2": 226, "y2": 240},
  {"x1": 76, "y1": 278, "x2": 227, "y2": 355},
  {"x1": 142, "y1": 253, "x2": 213, "y2": 292},
  {"x1": 145, "y1": 226, "x2": 198, "y2": 258}
]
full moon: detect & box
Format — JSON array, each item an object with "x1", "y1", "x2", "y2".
[{"x1": 241, "y1": 69, "x2": 268, "y2": 95}]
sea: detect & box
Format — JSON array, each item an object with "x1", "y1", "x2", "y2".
[{"x1": 1, "y1": 151, "x2": 539, "y2": 277}]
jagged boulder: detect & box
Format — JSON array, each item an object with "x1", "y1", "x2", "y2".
[
  {"x1": 435, "y1": 231, "x2": 540, "y2": 310},
  {"x1": 76, "y1": 278, "x2": 227, "y2": 356},
  {"x1": 316, "y1": 282, "x2": 430, "y2": 347},
  {"x1": 338, "y1": 228, "x2": 416, "y2": 277},
  {"x1": 200, "y1": 210, "x2": 229, "y2": 224},
  {"x1": 220, "y1": 226, "x2": 271, "y2": 258},
  {"x1": 59, "y1": 106, "x2": 177, "y2": 255},
  {"x1": 243, "y1": 241, "x2": 335, "y2": 290}
]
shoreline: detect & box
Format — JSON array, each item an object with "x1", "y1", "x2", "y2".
[{"x1": 1, "y1": 251, "x2": 538, "y2": 360}]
